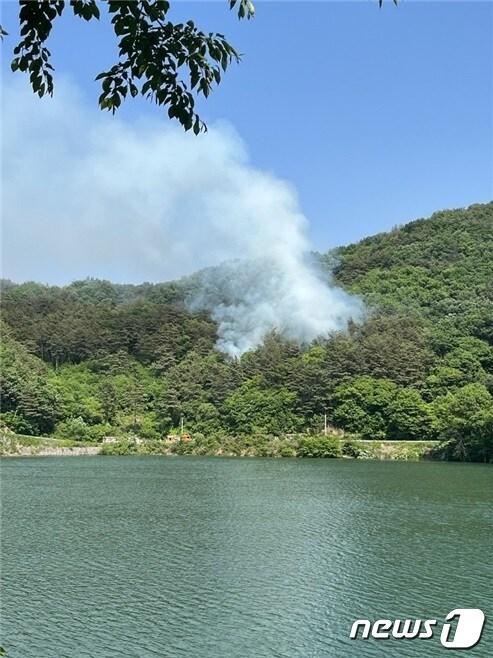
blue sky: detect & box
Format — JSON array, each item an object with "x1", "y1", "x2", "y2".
[{"x1": 2, "y1": 0, "x2": 492, "y2": 265}]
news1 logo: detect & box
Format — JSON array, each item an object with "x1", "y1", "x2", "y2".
[{"x1": 350, "y1": 608, "x2": 486, "y2": 649}]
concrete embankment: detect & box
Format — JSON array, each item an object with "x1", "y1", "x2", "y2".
[
  {"x1": 0, "y1": 435, "x2": 101, "y2": 457},
  {"x1": 14, "y1": 445, "x2": 102, "y2": 457}
]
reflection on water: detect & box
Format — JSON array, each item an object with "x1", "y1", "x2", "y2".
[{"x1": 1, "y1": 456, "x2": 492, "y2": 657}]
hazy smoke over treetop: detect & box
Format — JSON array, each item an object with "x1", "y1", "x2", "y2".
[
  {"x1": 187, "y1": 258, "x2": 361, "y2": 357},
  {"x1": 3, "y1": 78, "x2": 361, "y2": 354}
]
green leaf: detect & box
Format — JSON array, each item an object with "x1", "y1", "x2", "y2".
[
  {"x1": 10, "y1": 0, "x2": 253, "y2": 133},
  {"x1": 190, "y1": 69, "x2": 200, "y2": 89}
]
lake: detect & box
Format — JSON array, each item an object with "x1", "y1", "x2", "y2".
[{"x1": 1, "y1": 456, "x2": 492, "y2": 657}]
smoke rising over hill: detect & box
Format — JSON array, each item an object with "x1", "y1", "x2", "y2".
[
  {"x1": 187, "y1": 258, "x2": 361, "y2": 356},
  {"x1": 3, "y1": 78, "x2": 361, "y2": 355}
]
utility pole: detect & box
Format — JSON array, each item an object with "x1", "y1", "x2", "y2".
[
  {"x1": 324, "y1": 413, "x2": 327, "y2": 436},
  {"x1": 180, "y1": 415, "x2": 184, "y2": 435}
]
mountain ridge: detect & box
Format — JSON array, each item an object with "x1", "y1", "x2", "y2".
[{"x1": 1, "y1": 202, "x2": 492, "y2": 460}]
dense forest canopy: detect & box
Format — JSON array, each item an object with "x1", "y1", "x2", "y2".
[{"x1": 1, "y1": 202, "x2": 492, "y2": 460}]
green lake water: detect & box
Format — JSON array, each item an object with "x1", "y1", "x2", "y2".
[{"x1": 1, "y1": 456, "x2": 492, "y2": 657}]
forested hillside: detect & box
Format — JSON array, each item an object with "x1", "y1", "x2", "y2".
[{"x1": 1, "y1": 203, "x2": 492, "y2": 460}]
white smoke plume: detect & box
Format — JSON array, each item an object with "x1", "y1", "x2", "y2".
[
  {"x1": 187, "y1": 258, "x2": 361, "y2": 357},
  {"x1": 2, "y1": 78, "x2": 361, "y2": 356}
]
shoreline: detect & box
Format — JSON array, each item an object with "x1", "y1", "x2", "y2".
[{"x1": 1, "y1": 434, "x2": 441, "y2": 461}]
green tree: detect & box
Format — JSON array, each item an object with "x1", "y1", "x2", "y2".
[
  {"x1": 332, "y1": 377, "x2": 397, "y2": 439},
  {"x1": 291, "y1": 344, "x2": 332, "y2": 423},
  {"x1": 297, "y1": 435, "x2": 341, "y2": 458},
  {"x1": 55, "y1": 416, "x2": 92, "y2": 441},
  {"x1": 99, "y1": 380, "x2": 118, "y2": 423},
  {"x1": 332, "y1": 376, "x2": 434, "y2": 440},
  {"x1": 183, "y1": 401, "x2": 223, "y2": 435},
  {"x1": 0, "y1": 325, "x2": 59, "y2": 434},
  {"x1": 386, "y1": 388, "x2": 435, "y2": 440},
  {"x1": 433, "y1": 384, "x2": 493, "y2": 461},
  {"x1": 224, "y1": 376, "x2": 301, "y2": 435},
  {"x1": 49, "y1": 364, "x2": 104, "y2": 424}
]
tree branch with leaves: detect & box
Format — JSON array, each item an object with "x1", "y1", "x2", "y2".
[
  {"x1": 1, "y1": 0, "x2": 396, "y2": 133},
  {"x1": 2, "y1": 0, "x2": 254, "y2": 132}
]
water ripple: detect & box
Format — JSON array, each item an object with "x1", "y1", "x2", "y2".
[{"x1": 1, "y1": 457, "x2": 492, "y2": 657}]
